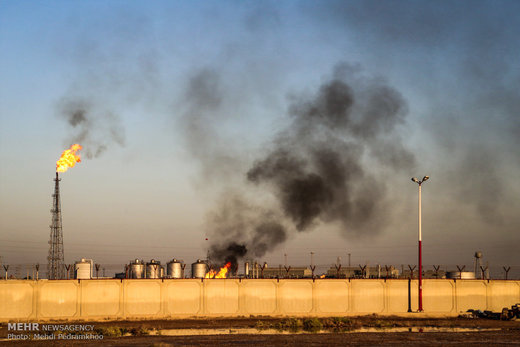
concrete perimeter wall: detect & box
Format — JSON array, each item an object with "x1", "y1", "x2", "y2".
[{"x1": 0, "y1": 279, "x2": 519, "y2": 321}]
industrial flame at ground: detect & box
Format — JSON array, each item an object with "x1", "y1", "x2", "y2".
[
  {"x1": 205, "y1": 262, "x2": 231, "y2": 279},
  {"x1": 56, "y1": 144, "x2": 82, "y2": 173}
]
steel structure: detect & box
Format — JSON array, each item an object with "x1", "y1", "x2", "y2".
[{"x1": 48, "y1": 172, "x2": 65, "y2": 279}]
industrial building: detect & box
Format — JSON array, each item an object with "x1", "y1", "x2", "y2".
[
  {"x1": 255, "y1": 266, "x2": 312, "y2": 279},
  {"x1": 326, "y1": 265, "x2": 400, "y2": 279}
]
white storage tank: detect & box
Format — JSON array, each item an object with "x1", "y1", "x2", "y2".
[
  {"x1": 74, "y1": 258, "x2": 93, "y2": 279},
  {"x1": 146, "y1": 259, "x2": 163, "y2": 279},
  {"x1": 191, "y1": 259, "x2": 208, "y2": 278},
  {"x1": 129, "y1": 259, "x2": 145, "y2": 279},
  {"x1": 167, "y1": 259, "x2": 184, "y2": 279}
]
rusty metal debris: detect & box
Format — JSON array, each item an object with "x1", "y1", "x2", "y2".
[{"x1": 462, "y1": 304, "x2": 519, "y2": 320}]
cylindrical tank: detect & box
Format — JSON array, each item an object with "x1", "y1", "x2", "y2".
[
  {"x1": 129, "y1": 259, "x2": 145, "y2": 279},
  {"x1": 146, "y1": 259, "x2": 162, "y2": 279},
  {"x1": 74, "y1": 258, "x2": 93, "y2": 279},
  {"x1": 446, "y1": 271, "x2": 476, "y2": 279},
  {"x1": 167, "y1": 259, "x2": 183, "y2": 279},
  {"x1": 191, "y1": 259, "x2": 208, "y2": 278}
]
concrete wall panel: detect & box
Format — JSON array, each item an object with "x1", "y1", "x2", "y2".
[
  {"x1": 456, "y1": 281, "x2": 487, "y2": 312},
  {"x1": 125, "y1": 281, "x2": 161, "y2": 316},
  {"x1": 39, "y1": 281, "x2": 78, "y2": 318},
  {"x1": 205, "y1": 280, "x2": 239, "y2": 314},
  {"x1": 315, "y1": 280, "x2": 348, "y2": 313},
  {"x1": 423, "y1": 280, "x2": 454, "y2": 312},
  {"x1": 0, "y1": 282, "x2": 34, "y2": 319},
  {"x1": 166, "y1": 280, "x2": 202, "y2": 315},
  {"x1": 81, "y1": 280, "x2": 121, "y2": 317},
  {"x1": 351, "y1": 280, "x2": 385, "y2": 313},
  {"x1": 409, "y1": 280, "x2": 419, "y2": 312},
  {"x1": 279, "y1": 281, "x2": 313, "y2": 313},
  {"x1": 488, "y1": 281, "x2": 520, "y2": 311},
  {"x1": 242, "y1": 280, "x2": 277, "y2": 314},
  {"x1": 386, "y1": 280, "x2": 411, "y2": 313}
]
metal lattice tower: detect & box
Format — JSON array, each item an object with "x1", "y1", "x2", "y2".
[{"x1": 48, "y1": 172, "x2": 65, "y2": 279}]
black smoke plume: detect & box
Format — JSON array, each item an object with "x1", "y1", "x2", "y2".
[
  {"x1": 59, "y1": 99, "x2": 125, "y2": 159},
  {"x1": 207, "y1": 64, "x2": 415, "y2": 265},
  {"x1": 246, "y1": 64, "x2": 414, "y2": 232},
  {"x1": 209, "y1": 242, "x2": 247, "y2": 273},
  {"x1": 206, "y1": 193, "x2": 288, "y2": 268}
]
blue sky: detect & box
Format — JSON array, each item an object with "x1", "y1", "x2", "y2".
[{"x1": 1, "y1": 1, "x2": 519, "y2": 275}]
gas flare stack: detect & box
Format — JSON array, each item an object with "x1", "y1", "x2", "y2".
[
  {"x1": 48, "y1": 144, "x2": 82, "y2": 280},
  {"x1": 48, "y1": 172, "x2": 65, "y2": 280}
]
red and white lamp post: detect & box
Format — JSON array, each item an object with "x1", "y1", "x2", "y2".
[{"x1": 411, "y1": 175, "x2": 429, "y2": 312}]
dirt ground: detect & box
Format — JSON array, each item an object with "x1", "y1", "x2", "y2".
[{"x1": 1, "y1": 316, "x2": 519, "y2": 346}]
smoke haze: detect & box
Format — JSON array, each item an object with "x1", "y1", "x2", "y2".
[
  {"x1": 179, "y1": 68, "x2": 243, "y2": 184},
  {"x1": 205, "y1": 64, "x2": 416, "y2": 265},
  {"x1": 308, "y1": 0, "x2": 520, "y2": 225},
  {"x1": 58, "y1": 99, "x2": 125, "y2": 159},
  {"x1": 3, "y1": 1, "x2": 519, "y2": 270}
]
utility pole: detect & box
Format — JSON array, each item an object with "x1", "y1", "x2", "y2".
[{"x1": 411, "y1": 176, "x2": 429, "y2": 312}]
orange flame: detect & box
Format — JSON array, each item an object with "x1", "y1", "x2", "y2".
[
  {"x1": 56, "y1": 144, "x2": 82, "y2": 173},
  {"x1": 205, "y1": 262, "x2": 232, "y2": 279}
]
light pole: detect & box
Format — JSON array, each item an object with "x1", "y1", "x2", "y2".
[{"x1": 411, "y1": 175, "x2": 429, "y2": 312}]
